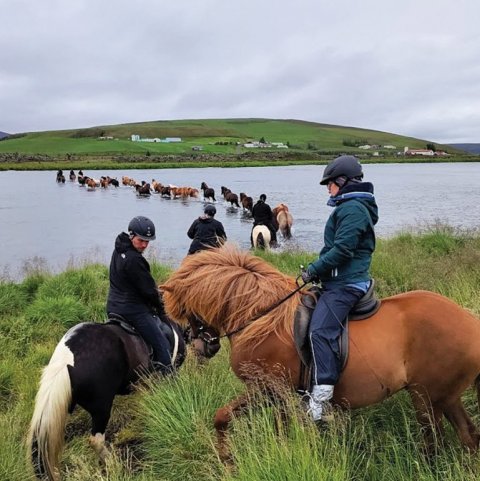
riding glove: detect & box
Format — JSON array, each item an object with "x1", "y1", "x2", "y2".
[{"x1": 301, "y1": 269, "x2": 313, "y2": 284}]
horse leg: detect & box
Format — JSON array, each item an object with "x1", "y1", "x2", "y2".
[
  {"x1": 443, "y1": 399, "x2": 480, "y2": 452},
  {"x1": 214, "y1": 392, "x2": 252, "y2": 463},
  {"x1": 86, "y1": 398, "x2": 114, "y2": 463},
  {"x1": 408, "y1": 387, "x2": 444, "y2": 456}
]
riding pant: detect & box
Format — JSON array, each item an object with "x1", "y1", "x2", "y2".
[
  {"x1": 309, "y1": 285, "x2": 364, "y2": 385},
  {"x1": 119, "y1": 310, "x2": 173, "y2": 374}
]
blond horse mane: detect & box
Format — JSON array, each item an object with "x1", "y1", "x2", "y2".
[{"x1": 161, "y1": 244, "x2": 301, "y2": 350}]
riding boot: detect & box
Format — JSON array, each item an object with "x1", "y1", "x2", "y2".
[
  {"x1": 307, "y1": 384, "x2": 334, "y2": 422},
  {"x1": 151, "y1": 361, "x2": 174, "y2": 376}
]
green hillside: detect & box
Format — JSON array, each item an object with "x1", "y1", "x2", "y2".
[{"x1": 0, "y1": 118, "x2": 455, "y2": 156}]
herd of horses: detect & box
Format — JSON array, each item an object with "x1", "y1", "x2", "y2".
[{"x1": 56, "y1": 170, "x2": 294, "y2": 248}]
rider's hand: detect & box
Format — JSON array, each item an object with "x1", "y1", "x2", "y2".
[{"x1": 301, "y1": 269, "x2": 313, "y2": 284}]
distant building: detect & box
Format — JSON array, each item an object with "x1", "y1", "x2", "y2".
[
  {"x1": 243, "y1": 141, "x2": 272, "y2": 148},
  {"x1": 131, "y1": 134, "x2": 182, "y2": 143},
  {"x1": 404, "y1": 146, "x2": 435, "y2": 156},
  {"x1": 358, "y1": 145, "x2": 371, "y2": 150},
  {"x1": 383, "y1": 145, "x2": 396, "y2": 149}
]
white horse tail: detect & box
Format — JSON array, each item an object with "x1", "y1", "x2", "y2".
[
  {"x1": 28, "y1": 337, "x2": 74, "y2": 480},
  {"x1": 252, "y1": 225, "x2": 271, "y2": 249}
]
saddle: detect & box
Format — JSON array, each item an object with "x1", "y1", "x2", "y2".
[
  {"x1": 293, "y1": 281, "x2": 381, "y2": 388},
  {"x1": 105, "y1": 313, "x2": 181, "y2": 365}
]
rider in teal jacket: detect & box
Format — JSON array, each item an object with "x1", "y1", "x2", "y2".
[
  {"x1": 308, "y1": 184, "x2": 378, "y2": 285},
  {"x1": 302, "y1": 155, "x2": 378, "y2": 422}
]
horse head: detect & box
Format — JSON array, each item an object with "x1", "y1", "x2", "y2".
[{"x1": 186, "y1": 315, "x2": 221, "y2": 359}]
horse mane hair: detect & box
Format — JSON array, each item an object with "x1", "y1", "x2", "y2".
[{"x1": 161, "y1": 243, "x2": 300, "y2": 350}]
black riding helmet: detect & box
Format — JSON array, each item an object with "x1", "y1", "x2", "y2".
[
  {"x1": 128, "y1": 216, "x2": 156, "y2": 241},
  {"x1": 320, "y1": 155, "x2": 363, "y2": 185},
  {"x1": 204, "y1": 204, "x2": 216, "y2": 216}
]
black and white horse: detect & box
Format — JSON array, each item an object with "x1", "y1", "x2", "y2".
[
  {"x1": 28, "y1": 319, "x2": 186, "y2": 480},
  {"x1": 251, "y1": 224, "x2": 272, "y2": 249}
]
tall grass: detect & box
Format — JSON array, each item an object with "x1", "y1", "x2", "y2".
[{"x1": 1, "y1": 227, "x2": 480, "y2": 480}]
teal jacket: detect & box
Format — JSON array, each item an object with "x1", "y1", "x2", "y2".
[{"x1": 307, "y1": 182, "x2": 378, "y2": 286}]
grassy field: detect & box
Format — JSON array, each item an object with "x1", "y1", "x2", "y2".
[
  {"x1": 1, "y1": 226, "x2": 480, "y2": 480},
  {"x1": 0, "y1": 119, "x2": 468, "y2": 166}
]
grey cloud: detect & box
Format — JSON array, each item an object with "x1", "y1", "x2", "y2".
[{"x1": 1, "y1": 0, "x2": 480, "y2": 142}]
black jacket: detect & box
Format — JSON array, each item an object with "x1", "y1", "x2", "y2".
[
  {"x1": 187, "y1": 216, "x2": 226, "y2": 254},
  {"x1": 252, "y1": 200, "x2": 274, "y2": 226},
  {"x1": 107, "y1": 232, "x2": 165, "y2": 316}
]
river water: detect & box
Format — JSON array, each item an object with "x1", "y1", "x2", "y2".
[{"x1": 0, "y1": 163, "x2": 479, "y2": 279}]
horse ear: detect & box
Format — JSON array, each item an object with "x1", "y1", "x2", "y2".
[{"x1": 159, "y1": 284, "x2": 173, "y2": 292}]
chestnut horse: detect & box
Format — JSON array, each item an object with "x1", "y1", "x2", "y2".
[
  {"x1": 161, "y1": 245, "x2": 480, "y2": 460},
  {"x1": 272, "y1": 203, "x2": 293, "y2": 239}
]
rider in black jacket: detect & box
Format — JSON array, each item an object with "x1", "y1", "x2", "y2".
[
  {"x1": 107, "y1": 216, "x2": 172, "y2": 374},
  {"x1": 187, "y1": 204, "x2": 227, "y2": 254}
]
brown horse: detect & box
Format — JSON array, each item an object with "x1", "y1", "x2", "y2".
[
  {"x1": 240, "y1": 192, "x2": 253, "y2": 213},
  {"x1": 85, "y1": 177, "x2": 98, "y2": 190},
  {"x1": 135, "y1": 182, "x2": 151, "y2": 195},
  {"x1": 161, "y1": 244, "x2": 480, "y2": 460},
  {"x1": 272, "y1": 203, "x2": 293, "y2": 239},
  {"x1": 201, "y1": 182, "x2": 216, "y2": 202},
  {"x1": 221, "y1": 186, "x2": 240, "y2": 208}
]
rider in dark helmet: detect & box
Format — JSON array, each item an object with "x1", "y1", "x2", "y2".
[
  {"x1": 319, "y1": 155, "x2": 364, "y2": 186},
  {"x1": 301, "y1": 155, "x2": 378, "y2": 422},
  {"x1": 107, "y1": 216, "x2": 173, "y2": 375},
  {"x1": 251, "y1": 193, "x2": 277, "y2": 247},
  {"x1": 187, "y1": 204, "x2": 227, "y2": 255}
]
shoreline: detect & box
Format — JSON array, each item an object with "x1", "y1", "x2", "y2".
[{"x1": 0, "y1": 153, "x2": 479, "y2": 171}]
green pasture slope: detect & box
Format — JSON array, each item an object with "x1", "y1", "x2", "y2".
[
  {"x1": 1, "y1": 226, "x2": 480, "y2": 480},
  {"x1": 0, "y1": 118, "x2": 464, "y2": 164}
]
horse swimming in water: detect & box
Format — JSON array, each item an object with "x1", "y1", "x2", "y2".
[
  {"x1": 28, "y1": 318, "x2": 186, "y2": 480},
  {"x1": 161, "y1": 244, "x2": 480, "y2": 461}
]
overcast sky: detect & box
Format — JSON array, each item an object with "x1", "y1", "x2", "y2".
[{"x1": 1, "y1": 0, "x2": 479, "y2": 143}]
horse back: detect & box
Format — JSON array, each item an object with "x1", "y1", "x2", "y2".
[
  {"x1": 339, "y1": 290, "x2": 480, "y2": 406},
  {"x1": 65, "y1": 323, "x2": 150, "y2": 400}
]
